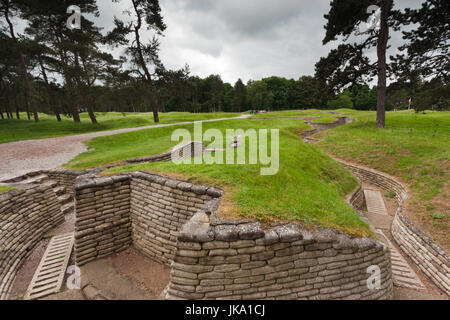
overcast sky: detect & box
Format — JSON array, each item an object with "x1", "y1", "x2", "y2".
[{"x1": 15, "y1": 0, "x2": 423, "y2": 84}]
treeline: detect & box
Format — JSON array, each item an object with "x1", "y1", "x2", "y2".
[
  {"x1": 1, "y1": 0, "x2": 448, "y2": 123},
  {"x1": 4, "y1": 64, "x2": 447, "y2": 122}
]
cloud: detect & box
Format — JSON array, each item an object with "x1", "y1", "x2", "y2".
[{"x1": 11, "y1": 0, "x2": 423, "y2": 85}]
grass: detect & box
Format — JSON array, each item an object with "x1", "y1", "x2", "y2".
[
  {"x1": 315, "y1": 109, "x2": 449, "y2": 249},
  {"x1": 81, "y1": 118, "x2": 373, "y2": 236},
  {"x1": 0, "y1": 186, "x2": 17, "y2": 194},
  {"x1": 66, "y1": 122, "x2": 195, "y2": 169},
  {"x1": 311, "y1": 117, "x2": 338, "y2": 123},
  {"x1": 384, "y1": 190, "x2": 396, "y2": 199},
  {"x1": 0, "y1": 111, "x2": 240, "y2": 144},
  {"x1": 250, "y1": 111, "x2": 336, "y2": 118}
]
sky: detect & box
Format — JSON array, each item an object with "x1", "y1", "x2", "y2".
[{"x1": 14, "y1": 0, "x2": 423, "y2": 84}]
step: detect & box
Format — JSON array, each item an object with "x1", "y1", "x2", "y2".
[
  {"x1": 25, "y1": 232, "x2": 74, "y2": 300},
  {"x1": 29, "y1": 174, "x2": 50, "y2": 184},
  {"x1": 379, "y1": 230, "x2": 426, "y2": 291},
  {"x1": 18, "y1": 174, "x2": 50, "y2": 185},
  {"x1": 61, "y1": 202, "x2": 74, "y2": 215},
  {"x1": 43, "y1": 180, "x2": 58, "y2": 188},
  {"x1": 53, "y1": 186, "x2": 66, "y2": 196},
  {"x1": 364, "y1": 189, "x2": 388, "y2": 215},
  {"x1": 58, "y1": 194, "x2": 73, "y2": 205},
  {"x1": 365, "y1": 212, "x2": 393, "y2": 230}
]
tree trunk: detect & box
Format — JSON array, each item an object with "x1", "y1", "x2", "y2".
[
  {"x1": 375, "y1": 0, "x2": 392, "y2": 129},
  {"x1": 57, "y1": 42, "x2": 80, "y2": 122},
  {"x1": 85, "y1": 92, "x2": 97, "y2": 124},
  {"x1": 23, "y1": 92, "x2": 31, "y2": 120},
  {"x1": 4, "y1": 4, "x2": 38, "y2": 122},
  {"x1": 74, "y1": 52, "x2": 97, "y2": 124},
  {"x1": 0, "y1": 107, "x2": 3, "y2": 119},
  {"x1": 4, "y1": 90, "x2": 11, "y2": 119},
  {"x1": 151, "y1": 94, "x2": 159, "y2": 123},
  {"x1": 131, "y1": 5, "x2": 159, "y2": 123},
  {"x1": 69, "y1": 84, "x2": 81, "y2": 122},
  {"x1": 5, "y1": 102, "x2": 11, "y2": 119},
  {"x1": 40, "y1": 61, "x2": 61, "y2": 121}
]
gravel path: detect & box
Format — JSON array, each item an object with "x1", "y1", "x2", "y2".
[{"x1": 0, "y1": 115, "x2": 249, "y2": 181}]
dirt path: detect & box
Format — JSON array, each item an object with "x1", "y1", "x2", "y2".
[{"x1": 0, "y1": 115, "x2": 249, "y2": 181}]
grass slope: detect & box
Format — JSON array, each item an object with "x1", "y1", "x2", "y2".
[
  {"x1": 86, "y1": 118, "x2": 371, "y2": 236},
  {"x1": 315, "y1": 110, "x2": 449, "y2": 249},
  {"x1": 0, "y1": 112, "x2": 240, "y2": 144}
]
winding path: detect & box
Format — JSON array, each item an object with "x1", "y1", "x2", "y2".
[{"x1": 0, "y1": 114, "x2": 249, "y2": 181}]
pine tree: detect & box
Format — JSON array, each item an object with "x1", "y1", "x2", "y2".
[
  {"x1": 233, "y1": 79, "x2": 246, "y2": 112},
  {"x1": 316, "y1": 0, "x2": 396, "y2": 128},
  {"x1": 107, "y1": 0, "x2": 167, "y2": 123}
]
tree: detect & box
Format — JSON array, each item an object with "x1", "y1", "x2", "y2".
[
  {"x1": 203, "y1": 75, "x2": 223, "y2": 112},
  {"x1": 317, "y1": 0, "x2": 396, "y2": 128},
  {"x1": 351, "y1": 85, "x2": 378, "y2": 110},
  {"x1": 0, "y1": 30, "x2": 20, "y2": 119},
  {"x1": 108, "y1": 0, "x2": 166, "y2": 123},
  {"x1": 261, "y1": 76, "x2": 292, "y2": 109},
  {"x1": 247, "y1": 80, "x2": 274, "y2": 109},
  {"x1": 23, "y1": 38, "x2": 62, "y2": 121},
  {"x1": 233, "y1": 79, "x2": 246, "y2": 112},
  {"x1": 1, "y1": 0, "x2": 39, "y2": 121},
  {"x1": 414, "y1": 80, "x2": 450, "y2": 112},
  {"x1": 293, "y1": 76, "x2": 324, "y2": 109},
  {"x1": 21, "y1": 0, "x2": 101, "y2": 123},
  {"x1": 391, "y1": 0, "x2": 449, "y2": 82},
  {"x1": 328, "y1": 92, "x2": 354, "y2": 109},
  {"x1": 222, "y1": 83, "x2": 234, "y2": 112}
]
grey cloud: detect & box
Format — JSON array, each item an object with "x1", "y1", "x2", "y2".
[{"x1": 15, "y1": 0, "x2": 424, "y2": 84}]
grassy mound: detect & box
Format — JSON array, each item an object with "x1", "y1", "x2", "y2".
[{"x1": 79, "y1": 118, "x2": 371, "y2": 236}]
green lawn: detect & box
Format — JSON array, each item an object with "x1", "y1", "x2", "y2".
[
  {"x1": 78, "y1": 118, "x2": 372, "y2": 236},
  {"x1": 0, "y1": 112, "x2": 240, "y2": 144},
  {"x1": 315, "y1": 109, "x2": 450, "y2": 249}
]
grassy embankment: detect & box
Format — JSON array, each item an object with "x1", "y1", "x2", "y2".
[
  {"x1": 314, "y1": 109, "x2": 449, "y2": 249},
  {"x1": 0, "y1": 112, "x2": 240, "y2": 144},
  {"x1": 66, "y1": 117, "x2": 371, "y2": 236}
]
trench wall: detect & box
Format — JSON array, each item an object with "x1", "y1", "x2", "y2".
[
  {"x1": 0, "y1": 185, "x2": 64, "y2": 299},
  {"x1": 130, "y1": 172, "x2": 221, "y2": 266},
  {"x1": 72, "y1": 170, "x2": 394, "y2": 300},
  {"x1": 74, "y1": 175, "x2": 132, "y2": 266},
  {"x1": 338, "y1": 159, "x2": 449, "y2": 296},
  {"x1": 167, "y1": 214, "x2": 393, "y2": 300}
]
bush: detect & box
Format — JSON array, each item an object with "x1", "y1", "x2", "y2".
[{"x1": 327, "y1": 94, "x2": 354, "y2": 109}]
